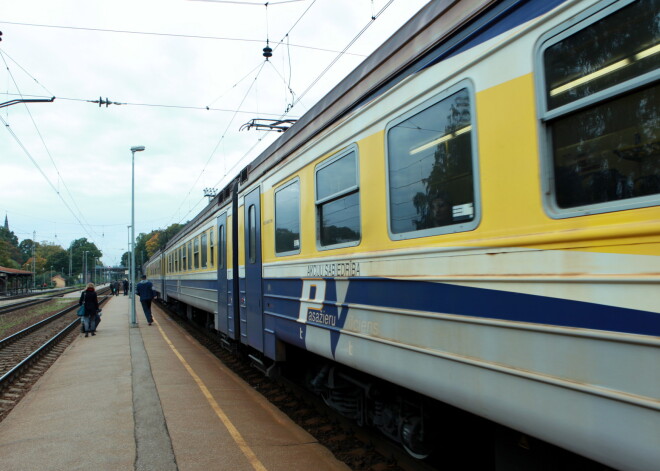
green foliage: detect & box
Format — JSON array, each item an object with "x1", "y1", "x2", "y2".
[
  {"x1": 0, "y1": 240, "x2": 21, "y2": 268},
  {"x1": 0, "y1": 226, "x2": 21, "y2": 267},
  {"x1": 127, "y1": 223, "x2": 185, "y2": 268},
  {"x1": 67, "y1": 238, "x2": 102, "y2": 275},
  {"x1": 18, "y1": 239, "x2": 39, "y2": 265}
]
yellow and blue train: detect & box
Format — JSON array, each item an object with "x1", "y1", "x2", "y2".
[{"x1": 145, "y1": 0, "x2": 659, "y2": 467}]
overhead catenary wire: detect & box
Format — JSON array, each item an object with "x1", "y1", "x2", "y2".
[
  {"x1": 0, "y1": 114, "x2": 98, "y2": 244},
  {"x1": 0, "y1": 21, "x2": 366, "y2": 57},
  {"x1": 175, "y1": 0, "x2": 401, "y2": 220},
  {"x1": 0, "y1": 50, "x2": 101, "y2": 242},
  {"x1": 204, "y1": 0, "x2": 317, "y2": 109},
  {"x1": 0, "y1": 48, "x2": 55, "y2": 97},
  {"x1": 0, "y1": 91, "x2": 300, "y2": 117},
  {"x1": 190, "y1": 0, "x2": 304, "y2": 5},
  {"x1": 289, "y1": 0, "x2": 397, "y2": 111},
  {"x1": 168, "y1": 61, "x2": 269, "y2": 225}
]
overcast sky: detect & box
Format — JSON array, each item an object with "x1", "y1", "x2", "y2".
[{"x1": 0, "y1": 0, "x2": 428, "y2": 267}]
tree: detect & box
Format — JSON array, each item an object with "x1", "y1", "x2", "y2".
[
  {"x1": 0, "y1": 240, "x2": 21, "y2": 268},
  {"x1": 18, "y1": 239, "x2": 39, "y2": 265},
  {"x1": 121, "y1": 251, "x2": 130, "y2": 268},
  {"x1": 146, "y1": 233, "x2": 160, "y2": 258},
  {"x1": 23, "y1": 255, "x2": 47, "y2": 273},
  {"x1": 0, "y1": 226, "x2": 21, "y2": 267},
  {"x1": 68, "y1": 238, "x2": 102, "y2": 276},
  {"x1": 158, "y1": 224, "x2": 184, "y2": 250}
]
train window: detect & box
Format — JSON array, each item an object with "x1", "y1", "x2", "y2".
[
  {"x1": 209, "y1": 228, "x2": 215, "y2": 267},
  {"x1": 201, "y1": 233, "x2": 208, "y2": 268},
  {"x1": 194, "y1": 238, "x2": 199, "y2": 269},
  {"x1": 218, "y1": 224, "x2": 225, "y2": 269},
  {"x1": 315, "y1": 146, "x2": 361, "y2": 248},
  {"x1": 248, "y1": 205, "x2": 257, "y2": 263},
  {"x1": 386, "y1": 84, "x2": 479, "y2": 238},
  {"x1": 181, "y1": 246, "x2": 186, "y2": 271},
  {"x1": 540, "y1": 0, "x2": 659, "y2": 215},
  {"x1": 275, "y1": 179, "x2": 301, "y2": 255},
  {"x1": 188, "y1": 242, "x2": 192, "y2": 270}
]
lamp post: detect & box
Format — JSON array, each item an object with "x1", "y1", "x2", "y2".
[{"x1": 130, "y1": 145, "x2": 145, "y2": 326}]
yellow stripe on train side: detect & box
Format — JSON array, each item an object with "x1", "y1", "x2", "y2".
[{"x1": 261, "y1": 72, "x2": 659, "y2": 263}]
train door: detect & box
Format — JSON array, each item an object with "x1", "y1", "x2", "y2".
[
  {"x1": 243, "y1": 187, "x2": 264, "y2": 352},
  {"x1": 216, "y1": 212, "x2": 229, "y2": 336}
]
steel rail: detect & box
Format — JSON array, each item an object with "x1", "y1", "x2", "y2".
[
  {"x1": 0, "y1": 303, "x2": 78, "y2": 349},
  {"x1": 0, "y1": 295, "x2": 110, "y2": 391},
  {"x1": 0, "y1": 298, "x2": 50, "y2": 315},
  {"x1": 0, "y1": 288, "x2": 111, "y2": 349}
]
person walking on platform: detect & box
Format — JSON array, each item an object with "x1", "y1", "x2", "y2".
[
  {"x1": 136, "y1": 275, "x2": 155, "y2": 325},
  {"x1": 112, "y1": 279, "x2": 119, "y2": 296},
  {"x1": 79, "y1": 282, "x2": 99, "y2": 337},
  {"x1": 122, "y1": 279, "x2": 129, "y2": 295}
]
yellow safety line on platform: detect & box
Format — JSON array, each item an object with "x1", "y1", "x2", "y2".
[{"x1": 153, "y1": 319, "x2": 268, "y2": 471}]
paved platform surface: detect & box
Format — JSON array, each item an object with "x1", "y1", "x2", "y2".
[{"x1": 0, "y1": 293, "x2": 348, "y2": 471}]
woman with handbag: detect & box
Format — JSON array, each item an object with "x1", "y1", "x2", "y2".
[{"x1": 79, "y1": 282, "x2": 99, "y2": 337}]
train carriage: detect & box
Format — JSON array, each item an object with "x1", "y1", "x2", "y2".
[{"x1": 145, "y1": 0, "x2": 659, "y2": 468}]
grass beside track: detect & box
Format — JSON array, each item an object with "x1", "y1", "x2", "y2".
[{"x1": 0, "y1": 299, "x2": 75, "y2": 340}]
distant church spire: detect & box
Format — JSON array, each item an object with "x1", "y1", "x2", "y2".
[{"x1": 3, "y1": 214, "x2": 7, "y2": 230}]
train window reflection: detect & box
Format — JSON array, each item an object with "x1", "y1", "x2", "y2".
[
  {"x1": 218, "y1": 224, "x2": 225, "y2": 269},
  {"x1": 210, "y1": 228, "x2": 215, "y2": 267},
  {"x1": 545, "y1": 0, "x2": 659, "y2": 110},
  {"x1": 201, "y1": 233, "x2": 208, "y2": 268},
  {"x1": 387, "y1": 88, "x2": 476, "y2": 235},
  {"x1": 248, "y1": 205, "x2": 257, "y2": 263},
  {"x1": 181, "y1": 246, "x2": 186, "y2": 271},
  {"x1": 315, "y1": 148, "x2": 360, "y2": 247},
  {"x1": 542, "y1": 0, "x2": 660, "y2": 211},
  {"x1": 194, "y1": 238, "x2": 199, "y2": 269},
  {"x1": 275, "y1": 179, "x2": 300, "y2": 255}
]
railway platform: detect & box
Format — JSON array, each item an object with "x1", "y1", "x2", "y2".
[{"x1": 0, "y1": 293, "x2": 348, "y2": 471}]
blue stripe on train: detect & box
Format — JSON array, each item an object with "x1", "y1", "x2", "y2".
[
  {"x1": 342, "y1": 278, "x2": 660, "y2": 337},
  {"x1": 264, "y1": 276, "x2": 659, "y2": 359}
]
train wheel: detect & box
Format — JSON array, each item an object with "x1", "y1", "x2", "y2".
[{"x1": 400, "y1": 416, "x2": 432, "y2": 459}]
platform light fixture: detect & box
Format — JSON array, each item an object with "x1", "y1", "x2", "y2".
[{"x1": 130, "y1": 145, "x2": 145, "y2": 327}]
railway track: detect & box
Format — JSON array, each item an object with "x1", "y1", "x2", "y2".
[
  {"x1": 158, "y1": 301, "x2": 438, "y2": 471},
  {"x1": 0, "y1": 288, "x2": 86, "y2": 315},
  {"x1": 0, "y1": 288, "x2": 110, "y2": 421}
]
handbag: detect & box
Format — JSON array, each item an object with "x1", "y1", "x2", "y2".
[{"x1": 77, "y1": 291, "x2": 86, "y2": 316}]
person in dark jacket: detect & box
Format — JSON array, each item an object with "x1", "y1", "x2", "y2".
[
  {"x1": 79, "y1": 282, "x2": 99, "y2": 337},
  {"x1": 122, "y1": 279, "x2": 129, "y2": 295},
  {"x1": 136, "y1": 275, "x2": 155, "y2": 325}
]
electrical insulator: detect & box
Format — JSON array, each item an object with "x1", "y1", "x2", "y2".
[{"x1": 263, "y1": 45, "x2": 272, "y2": 59}]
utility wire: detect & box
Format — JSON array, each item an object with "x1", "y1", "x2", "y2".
[
  {"x1": 0, "y1": 50, "x2": 100, "y2": 241},
  {"x1": 0, "y1": 21, "x2": 365, "y2": 57},
  {"x1": 190, "y1": 0, "x2": 304, "y2": 5},
  {"x1": 271, "y1": 0, "x2": 318, "y2": 54},
  {"x1": 168, "y1": 61, "x2": 268, "y2": 225},
  {"x1": 290, "y1": 0, "x2": 396, "y2": 110},
  {"x1": 210, "y1": 0, "x2": 399, "y2": 194},
  {"x1": 0, "y1": 92, "x2": 300, "y2": 117},
  {"x1": 0, "y1": 114, "x2": 97, "y2": 243},
  {"x1": 0, "y1": 48, "x2": 55, "y2": 97}
]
